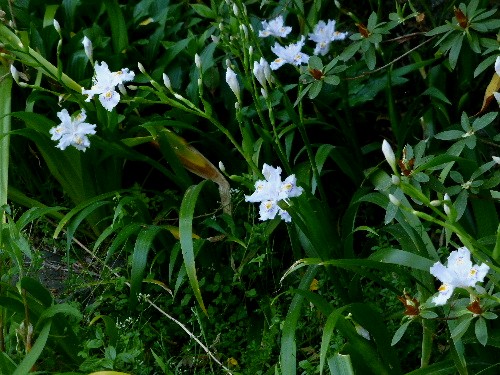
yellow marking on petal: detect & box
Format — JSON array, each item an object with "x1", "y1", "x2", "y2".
[
  {"x1": 438, "y1": 284, "x2": 448, "y2": 292},
  {"x1": 265, "y1": 201, "x2": 273, "y2": 209},
  {"x1": 105, "y1": 91, "x2": 113, "y2": 98}
]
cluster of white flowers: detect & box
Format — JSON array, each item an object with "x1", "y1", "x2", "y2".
[
  {"x1": 49, "y1": 109, "x2": 96, "y2": 151},
  {"x1": 257, "y1": 16, "x2": 347, "y2": 70},
  {"x1": 82, "y1": 61, "x2": 135, "y2": 112},
  {"x1": 245, "y1": 164, "x2": 303, "y2": 222},
  {"x1": 430, "y1": 247, "x2": 489, "y2": 305}
]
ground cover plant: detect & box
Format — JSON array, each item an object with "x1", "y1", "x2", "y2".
[{"x1": 0, "y1": 0, "x2": 500, "y2": 374}]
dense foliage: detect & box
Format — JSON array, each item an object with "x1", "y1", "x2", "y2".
[{"x1": 0, "y1": 0, "x2": 500, "y2": 374}]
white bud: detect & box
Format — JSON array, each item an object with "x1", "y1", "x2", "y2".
[
  {"x1": 430, "y1": 200, "x2": 441, "y2": 207},
  {"x1": 127, "y1": 85, "x2": 138, "y2": 90},
  {"x1": 53, "y1": 19, "x2": 61, "y2": 33},
  {"x1": 19, "y1": 82, "x2": 28, "y2": 87},
  {"x1": 219, "y1": 23, "x2": 224, "y2": 31},
  {"x1": 249, "y1": 46, "x2": 253, "y2": 56},
  {"x1": 195, "y1": 54, "x2": 201, "y2": 69},
  {"x1": 382, "y1": 140, "x2": 397, "y2": 173},
  {"x1": 493, "y1": 156, "x2": 500, "y2": 165},
  {"x1": 391, "y1": 175, "x2": 400, "y2": 185},
  {"x1": 82, "y1": 36, "x2": 93, "y2": 61},
  {"x1": 388, "y1": 194, "x2": 400, "y2": 207},
  {"x1": 240, "y1": 24, "x2": 248, "y2": 38},
  {"x1": 210, "y1": 35, "x2": 220, "y2": 43},
  {"x1": 235, "y1": 102, "x2": 240, "y2": 110},
  {"x1": 117, "y1": 83, "x2": 127, "y2": 96},
  {"x1": 10, "y1": 64, "x2": 19, "y2": 84},
  {"x1": 443, "y1": 193, "x2": 451, "y2": 216},
  {"x1": 226, "y1": 67, "x2": 240, "y2": 102},
  {"x1": 198, "y1": 77, "x2": 202, "y2": 87},
  {"x1": 218, "y1": 161, "x2": 225, "y2": 172},
  {"x1": 232, "y1": 4, "x2": 239, "y2": 16},
  {"x1": 174, "y1": 93, "x2": 183, "y2": 100},
  {"x1": 162, "y1": 73, "x2": 171, "y2": 90},
  {"x1": 261, "y1": 87, "x2": 267, "y2": 98},
  {"x1": 138, "y1": 62, "x2": 146, "y2": 74},
  {"x1": 225, "y1": 59, "x2": 231, "y2": 69}
]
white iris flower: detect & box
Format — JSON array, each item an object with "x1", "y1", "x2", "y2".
[
  {"x1": 82, "y1": 61, "x2": 135, "y2": 111},
  {"x1": 308, "y1": 20, "x2": 347, "y2": 56},
  {"x1": 245, "y1": 164, "x2": 303, "y2": 222},
  {"x1": 50, "y1": 109, "x2": 96, "y2": 151},
  {"x1": 430, "y1": 247, "x2": 489, "y2": 306},
  {"x1": 259, "y1": 15, "x2": 292, "y2": 38},
  {"x1": 270, "y1": 36, "x2": 309, "y2": 70}
]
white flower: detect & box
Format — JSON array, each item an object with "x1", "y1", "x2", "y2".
[
  {"x1": 82, "y1": 61, "x2": 135, "y2": 111},
  {"x1": 225, "y1": 67, "x2": 240, "y2": 102},
  {"x1": 382, "y1": 139, "x2": 397, "y2": 174},
  {"x1": 430, "y1": 247, "x2": 489, "y2": 306},
  {"x1": 245, "y1": 164, "x2": 303, "y2": 222},
  {"x1": 493, "y1": 156, "x2": 500, "y2": 165},
  {"x1": 270, "y1": 36, "x2": 309, "y2": 70},
  {"x1": 82, "y1": 36, "x2": 93, "y2": 62},
  {"x1": 49, "y1": 109, "x2": 96, "y2": 151},
  {"x1": 259, "y1": 15, "x2": 292, "y2": 38},
  {"x1": 308, "y1": 20, "x2": 348, "y2": 56}
]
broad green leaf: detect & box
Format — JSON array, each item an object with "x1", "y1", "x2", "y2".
[
  {"x1": 369, "y1": 248, "x2": 434, "y2": 271},
  {"x1": 191, "y1": 4, "x2": 216, "y2": 19},
  {"x1": 179, "y1": 181, "x2": 208, "y2": 314},
  {"x1": 103, "y1": 0, "x2": 128, "y2": 53},
  {"x1": 89, "y1": 315, "x2": 119, "y2": 348},
  {"x1": 422, "y1": 87, "x2": 451, "y2": 104},
  {"x1": 434, "y1": 130, "x2": 464, "y2": 140},
  {"x1": 280, "y1": 266, "x2": 318, "y2": 375},
  {"x1": 36, "y1": 303, "x2": 83, "y2": 329},
  {"x1": 327, "y1": 353, "x2": 355, "y2": 375},
  {"x1": 320, "y1": 307, "x2": 349, "y2": 374},
  {"x1": 130, "y1": 225, "x2": 163, "y2": 308},
  {"x1": 21, "y1": 277, "x2": 53, "y2": 308}
]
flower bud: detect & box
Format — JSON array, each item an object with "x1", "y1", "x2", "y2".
[
  {"x1": 261, "y1": 87, "x2": 267, "y2": 99},
  {"x1": 162, "y1": 73, "x2": 171, "y2": 90},
  {"x1": 210, "y1": 35, "x2": 220, "y2": 43},
  {"x1": 82, "y1": 36, "x2": 93, "y2": 61},
  {"x1": 232, "y1": 4, "x2": 239, "y2": 16},
  {"x1": 248, "y1": 46, "x2": 253, "y2": 56},
  {"x1": 226, "y1": 67, "x2": 240, "y2": 102},
  {"x1": 443, "y1": 193, "x2": 451, "y2": 216},
  {"x1": 493, "y1": 156, "x2": 500, "y2": 165},
  {"x1": 53, "y1": 19, "x2": 61, "y2": 33},
  {"x1": 382, "y1": 140, "x2": 397, "y2": 173},
  {"x1": 174, "y1": 93, "x2": 183, "y2": 100},
  {"x1": 218, "y1": 161, "x2": 225, "y2": 172},
  {"x1": 391, "y1": 175, "x2": 400, "y2": 185},
  {"x1": 430, "y1": 200, "x2": 441, "y2": 207},
  {"x1": 138, "y1": 62, "x2": 146, "y2": 74},
  {"x1": 195, "y1": 54, "x2": 201, "y2": 69},
  {"x1": 10, "y1": 64, "x2": 19, "y2": 84},
  {"x1": 388, "y1": 194, "x2": 400, "y2": 207},
  {"x1": 240, "y1": 24, "x2": 248, "y2": 38}
]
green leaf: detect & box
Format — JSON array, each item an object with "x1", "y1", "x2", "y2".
[
  {"x1": 13, "y1": 321, "x2": 51, "y2": 375},
  {"x1": 422, "y1": 87, "x2": 451, "y2": 104},
  {"x1": 449, "y1": 34, "x2": 464, "y2": 70},
  {"x1": 308, "y1": 81, "x2": 323, "y2": 99},
  {"x1": 391, "y1": 320, "x2": 412, "y2": 346},
  {"x1": 369, "y1": 248, "x2": 434, "y2": 271},
  {"x1": 327, "y1": 353, "x2": 355, "y2": 375},
  {"x1": 129, "y1": 225, "x2": 163, "y2": 309},
  {"x1": 280, "y1": 266, "x2": 318, "y2": 375},
  {"x1": 434, "y1": 130, "x2": 464, "y2": 140},
  {"x1": 179, "y1": 181, "x2": 208, "y2": 314},
  {"x1": 103, "y1": 0, "x2": 128, "y2": 53},
  {"x1": 320, "y1": 307, "x2": 349, "y2": 374},
  {"x1": 37, "y1": 303, "x2": 83, "y2": 329},
  {"x1": 472, "y1": 112, "x2": 497, "y2": 131},
  {"x1": 475, "y1": 317, "x2": 488, "y2": 346},
  {"x1": 308, "y1": 55, "x2": 323, "y2": 70},
  {"x1": 191, "y1": 4, "x2": 216, "y2": 19},
  {"x1": 451, "y1": 316, "x2": 474, "y2": 341},
  {"x1": 21, "y1": 277, "x2": 53, "y2": 308},
  {"x1": 323, "y1": 75, "x2": 340, "y2": 85}
]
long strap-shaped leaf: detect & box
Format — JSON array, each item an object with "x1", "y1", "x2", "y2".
[{"x1": 179, "y1": 181, "x2": 208, "y2": 315}]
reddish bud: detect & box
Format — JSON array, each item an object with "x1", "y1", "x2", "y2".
[
  {"x1": 454, "y1": 7, "x2": 468, "y2": 28},
  {"x1": 398, "y1": 293, "x2": 420, "y2": 316},
  {"x1": 356, "y1": 23, "x2": 370, "y2": 38},
  {"x1": 466, "y1": 299, "x2": 483, "y2": 315},
  {"x1": 309, "y1": 69, "x2": 324, "y2": 80}
]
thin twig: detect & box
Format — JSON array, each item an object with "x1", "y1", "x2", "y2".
[
  {"x1": 69, "y1": 234, "x2": 233, "y2": 373},
  {"x1": 346, "y1": 36, "x2": 436, "y2": 81}
]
